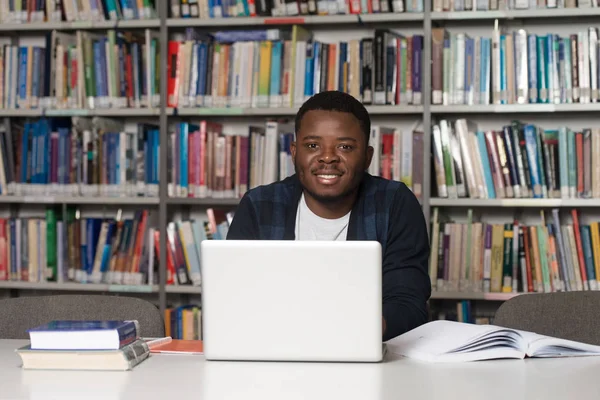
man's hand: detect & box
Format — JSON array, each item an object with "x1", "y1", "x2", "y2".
[{"x1": 382, "y1": 317, "x2": 387, "y2": 335}]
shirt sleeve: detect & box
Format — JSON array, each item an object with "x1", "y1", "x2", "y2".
[
  {"x1": 226, "y1": 193, "x2": 259, "y2": 240},
  {"x1": 382, "y1": 184, "x2": 431, "y2": 341}
]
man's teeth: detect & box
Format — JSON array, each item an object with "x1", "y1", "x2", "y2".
[{"x1": 318, "y1": 174, "x2": 338, "y2": 179}]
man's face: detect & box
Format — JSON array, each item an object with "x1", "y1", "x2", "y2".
[{"x1": 290, "y1": 110, "x2": 373, "y2": 203}]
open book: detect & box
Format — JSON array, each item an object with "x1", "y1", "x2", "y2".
[{"x1": 386, "y1": 320, "x2": 600, "y2": 363}]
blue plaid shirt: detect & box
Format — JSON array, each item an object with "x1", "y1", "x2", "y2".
[{"x1": 227, "y1": 173, "x2": 431, "y2": 341}]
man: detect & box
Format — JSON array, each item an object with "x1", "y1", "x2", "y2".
[{"x1": 226, "y1": 90, "x2": 431, "y2": 341}]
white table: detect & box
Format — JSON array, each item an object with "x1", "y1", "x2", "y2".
[{"x1": 2, "y1": 339, "x2": 600, "y2": 400}]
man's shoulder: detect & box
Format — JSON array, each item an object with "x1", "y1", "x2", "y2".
[
  {"x1": 243, "y1": 175, "x2": 299, "y2": 204},
  {"x1": 363, "y1": 173, "x2": 407, "y2": 198}
]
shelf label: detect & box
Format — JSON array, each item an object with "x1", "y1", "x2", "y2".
[
  {"x1": 197, "y1": 107, "x2": 244, "y2": 115},
  {"x1": 108, "y1": 284, "x2": 154, "y2": 293}
]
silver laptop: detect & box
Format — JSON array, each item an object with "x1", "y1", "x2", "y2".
[{"x1": 200, "y1": 240, "x2": 384, "y2": 363}]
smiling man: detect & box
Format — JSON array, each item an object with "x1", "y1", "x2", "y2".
[{"x1": 226, "y1": 90, "x2": 431, "y2": 341}]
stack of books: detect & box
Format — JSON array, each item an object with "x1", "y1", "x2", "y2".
[{"x1": 16, "y1": 320, "x2": 150, "y2": 371}]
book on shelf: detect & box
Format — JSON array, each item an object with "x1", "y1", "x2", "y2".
[
  {"x1": 164, "y1": 304, "x2": 203, "y2": 341},
  {"x1": 429, "y1": 207, "x2": 600, "y2": 295},
  {"x1": 166, "y1": 26, "x2": 423, "y2": 110},
  {"x1": 169, "y1": 0, "x2": 422, "y2": 19},
  {"x1": 386, "y1": 320, "x2": 600, "y2": 363},
  {"x1": 17, "y1": 319, "x2": 149, "y2": 371},
  {"x1": 431, "y1": 118, "x2": 600, "y2": 200},
  {"x1": 1, "y1": 0, "x2": 157, "y2": 23},
  {"x1": 0, "y1": 117, "x2": 159, "y2": 197},
  {"x1": 431, "y1": 24, "x2": 600, "y2": 106},
  {"x1": 0, "y1": 28, "x2": 159, "y2": 111}
]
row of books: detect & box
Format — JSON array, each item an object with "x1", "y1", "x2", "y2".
[
  {"x1": 0, "y1": 206, "x2": 233, "y2": 286},
  {"x1": 429, "y1": 300, "x2": 493, "y2": 325},
  {"x1": 0, "y1": 117, "x2": 159, "y2": 197},
  {"x1": 168, "y1": 120, "x2": 285, "y2": 199},
  {"x1": 165, "y1": 305, "x2": 202, "y2": 341},
  {"x1": 0, "y1": 209, "x2": 154, "y2": 285},
  {"x1": 368, "y1": 124, "x2": 424, "y2": 201},
  {"x1": 167, "y1": 27, "x2": 423, "y2": 109},
  {"x1": 167, "y1": 118, "x2": 424, "y2": 201},
  {"x1": 433, "y1": 0, "x2": 597, "y2": 11},
  {"x1": 432, "y1": 26, "x2": 600, "y2": 106},
  {"x1": 1, "y1": 29, "x2": 159, "y2": 111},
  {"x1": 430, "y1": 208, "x2": 600, "y2": 295},
  {"x1": 2, "y1": 0, "x2": 587, "y2": 24},
  {"x1": 170, "y1": 0, "x2": 421, "y2": 18},
  {"x1": 431, "y1": 119, "x2": 600, "y2": 199},
  {"x1": 0, "y1": 0, "x2": 157, "y2": 23}
]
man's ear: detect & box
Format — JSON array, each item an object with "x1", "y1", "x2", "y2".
[
  {"x1": 364, "y1": 145, "x2": 374, "y2": 171},
  {"x1": 290, "y1": 141, "x2": 297, "y2": 165}
]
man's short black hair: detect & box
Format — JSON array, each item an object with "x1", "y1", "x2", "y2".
[{"x1": 295, "y1": 91, "x2": 371, "y2": 142}]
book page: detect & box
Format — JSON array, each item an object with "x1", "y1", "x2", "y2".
[
  {"x1": 386, "y1": 320, "x2": 527, "y2": 362},
  {"x1": 527, "y1": 335, "x2": 600, "y2": 358}
]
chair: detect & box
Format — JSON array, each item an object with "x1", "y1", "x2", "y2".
[
  {"x1": 0, "y1": 294, "x2": 165, "y2": 339},
  {"x1": 493, "y1": 292, "x2": 600, "y2": 346}
]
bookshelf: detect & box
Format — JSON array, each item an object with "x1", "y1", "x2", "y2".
[{"x1": 1, "y1": 0, "x2": 598, "y2": 324}]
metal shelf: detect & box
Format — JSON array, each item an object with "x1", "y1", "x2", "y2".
[
  {"x1": 167, "y1": 197, "x2": 241, "y2": 206},
  {"x1": 0, "y1": 108, "x2": 161, "y2": 117},
  {"x1": 430, "y1": 103, "x2": 600, "y2": 114},
  {"x1": 165, "y1": 285, "x2": 202, "y2": 294},
  {"x1": 0, "y1": 196, "x2": 159, "y2": 205},
  {"x1": 430, "y1": 198, "x2": 600, "y2": 207},
  {"x1": 360, "y1": 12, "x2": 425, "y2": 22},
  {"x1": 0, "y1": 109, "x2": 43, "y2": 117},
  {"x1": 172, "y1": 105, "x2": 423, "y2": 117},
  {"x1": 0, "y1": 19, "x2": 160, "y2": 31},
  {"x1": 0, "y1": 281, "x2": 159, "y2": 292},
  {"x1": 166, "y1": 13, "x2": 423, "y2": 27},
  {"x1": 430, "y1": 291, "x2": 526, "y2": 301},
  {"x1": 431, "y1": 8, "x2": 600, "y2": 20}
]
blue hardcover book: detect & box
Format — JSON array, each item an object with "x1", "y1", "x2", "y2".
[
  {"x1": 28, "y1": 320, "x2": 140, "y2": 350},
  {"x1": 212, "y1": 29, "x2": 281, "y2": 43},
  {"x1": 536, "y1": 36, "x2": 547, "y2": 104},
  {"x1": 197, "y1": 42, "x2": 208, "y2": 104},
  {"x1": 581, "y1": 225, "x2": 596, "y2": 287},
  {"x1": 527, "y1": 34, "x2": 537, "y2": 103},
  {"x1": 477, "y1": 131, "x2": 495, "y2": 198},
  {"x1": 152, "y1": 129, "x2": 159, "y2": 185},
  {"x1": 304, "y1": 41, "x2": 315, "y2": 99},
  {"x1": 545, "y1": 34, "x2": 554, "y2": 103},
  {"x1": 18, "y1": 47, "x2": 27, "y2": 109},
  {"x1": 270, "y1": 41, "x2": 283, "y2": 106},
  {"x1": 93, "y1": 40, "x2": 104, "y2": 106},
  {"x1": 524, "y1": 124, "x2": 542, "y2": 198}
]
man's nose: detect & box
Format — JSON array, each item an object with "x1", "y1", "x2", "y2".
[{"x1": 318, "y1": 147, "x2": 340, "y2": 163}]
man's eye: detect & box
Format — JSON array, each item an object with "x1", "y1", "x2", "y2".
[
  {"x1": 306, "y1": 143, "x2": 318, "y2": 149},
  {"x1": 339, "y1": 144, "x2": 353, "y2": 150}
]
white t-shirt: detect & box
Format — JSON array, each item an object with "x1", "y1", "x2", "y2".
[{"x1": 294, "y1": 194, "x2": 350, "y2": 241}]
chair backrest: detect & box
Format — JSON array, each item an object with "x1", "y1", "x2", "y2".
[
  {"x1": 493, "y1": 292, "x2": 600, "y2": 346},
  {"x1": 0, "y1": 295, "x2": 165, "y2": 339}
]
